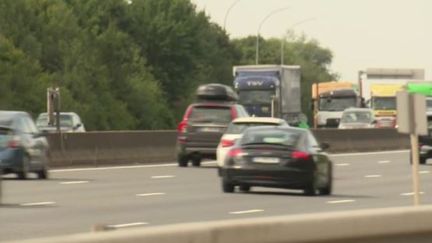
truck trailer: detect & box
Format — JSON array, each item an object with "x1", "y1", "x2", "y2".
[{"x1": 232, "y1": 65, "x2": 302, "y2": 125}]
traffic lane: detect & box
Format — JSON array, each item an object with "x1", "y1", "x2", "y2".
[{"x1": 2, "y1": 151, "x2": 432, "y2": 241}]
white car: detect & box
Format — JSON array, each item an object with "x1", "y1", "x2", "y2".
[
  {"x1": 338, "y1": 108, "x2": 376, "y2": 129},
  {"x1": 36, "y1": 112, "x2": 86, "y2": 133},
  {"x1": 216, "y1": 117, "x2": 288, "y2": 167}
]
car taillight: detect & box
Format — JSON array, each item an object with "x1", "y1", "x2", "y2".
[
  {"x1": 221, "y1": 139, "x2": 235, "y2": 147},
  {"x1": 292, "y1": 150, "x2": 310, "y2": 160},
  {"x1": 231, "y1": 107, "x2": 238, "y2": 119},
  {"x1": 8, "y1": 137, "x2": 20, "y2": 148},
  {"x1": 227, "y1": 148, "x2": 243, "y2": 158},
  {"x1": 177, "y1": 120, "x2": 188, "y2": 133}
]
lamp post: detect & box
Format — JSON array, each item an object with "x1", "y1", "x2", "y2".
[
  {"x1": 256, "y1": 7, "x2": 291, "y2": 65},
  {"x1": 223, "y1": 0, "x2": 241, "y2": 31},
  {"x1": 280, "y1": 17, "x2": 316, "y2": 65}
]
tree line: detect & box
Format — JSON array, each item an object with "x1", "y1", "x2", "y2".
[{"x1": 0, "y1": 0, "x2": 337, "y2": 130}]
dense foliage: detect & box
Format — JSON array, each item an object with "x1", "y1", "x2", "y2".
[{"x1": 0, "y1": 0, "x2": 336, "y2": 130}]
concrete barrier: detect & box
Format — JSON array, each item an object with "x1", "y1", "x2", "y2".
[
  {"x1": 46, "y1": 129, "x2": 410, "y2": 168},
  {"x1": 47, "y1": 131, "x2": 177, "y2": 168},
  {"x1": 7, "y1": 205, "x2": 432, "y2": 243},
  {"x1": 312, "y1": 128, "x2": 410, "y2": 153}
]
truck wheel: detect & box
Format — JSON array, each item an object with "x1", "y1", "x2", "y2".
[
  {"x1": 37, "y1": 167, "x2": 49, "y2": 179},
  {"x1": 191, "y1": 157, "x2": 201, "y2": 167},
  {"x1": 177, "y1": 155, "x2": 189, "y2": 167}
]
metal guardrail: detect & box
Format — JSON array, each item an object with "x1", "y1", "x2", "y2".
[
  {"x1": 46, "y1": 129, "x2": 410, "y2": 168},
  {"x1": 7, "y1": 205, "x2": 432, "y2": 243}
]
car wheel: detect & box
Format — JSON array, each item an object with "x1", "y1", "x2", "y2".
[
  {"x1": 319, "y1": 165, "x2": 332, "y2": 195},
  {"x1": 17, "y1": 155, "x2": 30, "y2": 180},
  {"x1": 37, "y1": 167, "x2": 49, "y2": 180},
  {"x1": 177, "y1": 154, "x2": 189, "y2": 167},
  {"x1": 239, "y1": 185, "x2": 250, "y2": 192},
  {"x1": 420, "y1": 157, "x2": 427, "y2": 165},
  {"x1": 222, "y1": 179, "x2": 235, "y2": 193},
  {"x1": 191, "y1": 157, "x2": 201, "y2": 167},
  {"x1": 304, "y1": 180, "x2": 317, "y2": 196}
]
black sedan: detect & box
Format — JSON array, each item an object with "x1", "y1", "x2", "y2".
[{"x1": 219, "y1": 126, "x2": 332, "y2": 196}]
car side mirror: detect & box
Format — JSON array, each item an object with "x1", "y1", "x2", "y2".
[{"x1": 320, "y1": 142, "x2": 330, "y2": 150}]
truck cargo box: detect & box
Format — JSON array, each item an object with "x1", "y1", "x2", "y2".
[{"x1": 196, "y1": 83, "x2": 238, "y2": 101}]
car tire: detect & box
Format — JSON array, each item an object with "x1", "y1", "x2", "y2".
[
  {"x1": 222, "y1": 179, "x2": 235, "y2": 193},
  {"x1": 239, "y1": 185, "x2": 250, "y2": 192},
  {"x1": 177, "y1": 155, "x2": 189, "y2": 167},
  {"x1": 319, "y1": 165, "x2": 332, "y2": 195},
  {"x1": 304, "y1": 181, "x2": 317, "y2": 196},
  {"x1": 191, "y1": 157, "x2": 201, "y2": 167},
  {"x1": 420, "y1": 157, "x2": 427, "y2": 165},
  {"x1": 37, "y1": 167, "x2": 49, "y2": 180},
  {"x1": 17, "y1": 155, "x2": 30, "y2": 180}
]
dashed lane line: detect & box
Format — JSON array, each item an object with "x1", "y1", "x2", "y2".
[
  {"x1": 20, "y1": 201, "x2": 56, "y2": 207},
  {"x1": 400, "y1": 192, "x2": 425, "y2": 196},
  {"x1": 364, "y1": 174, "x2": 382, "y2": 178},
  {"x1": 335, "y1": 163, "x2": 350, "y2": 167},
  {"x1": 136, "y1": 193, "x2": 166, "y2": 197},
  {"x1": 151, "y1": 175, "x2": 175, "y2": 179},
  {"x1": 378, "y1": 160, "x2": 391, "y2": 164},
  {"x1": 229, "y1": 209, "x2": 264, "y2": 215},
  {"x1": 60, "y1": 181, "x2": 89, "y2": 185},
  {"x1": 108, "y1": 222, "x2": 149, "y2": 229},
  {"x1": 327, "y1": 200, "x2": 355, "y2": 204}
]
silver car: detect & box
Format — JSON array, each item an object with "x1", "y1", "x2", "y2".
[{"x1": 338, "y1": 108, "x2": 376, "y2": 129}]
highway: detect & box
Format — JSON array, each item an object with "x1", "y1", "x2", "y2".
[{"x1": 1, "y1": 150, "x2": 432, "y2": 242}]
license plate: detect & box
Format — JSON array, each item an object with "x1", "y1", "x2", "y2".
[
  {"x1": 199, "y1": 127, "x2": 220, "y2": 132},
  {"x1": 253, "y1": 157, "x2": 280, "y2": 164}
]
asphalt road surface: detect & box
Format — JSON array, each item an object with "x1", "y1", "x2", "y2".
[{"x1": 1, "y1": 150, "x2": 431, "y2": 242}]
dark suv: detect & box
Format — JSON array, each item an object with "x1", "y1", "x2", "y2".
[
  {"x1": 176, "y1": 84, "x2": 248, "y2": 167},
  {"x1": 416, "y1": 112, "x2": 432, "y2": 164}
]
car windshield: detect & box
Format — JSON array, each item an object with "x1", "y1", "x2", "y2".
[
  {"x1": 188, "y1": 106, "x2": 232, "y2": 123},
  {"x1": 238, "y1": 90, "x2": 274, "y2": 105},
  {"x1": 319, "y1": 97, "x2": 357, "y2": 111},
  {"x1": 226, "y1": 122, "x2": 280, "y2": 134},
  {"x1": 36, "y1": 114, "x2": 74, "y2": 127},
  {"x1": 373, "y1": 97, "x2": 396, "y2": 110},
  {"x1": 341, "y1": 111, "x2": 373, "y2": 123},
  {"x1": 241, "y1": 129, "x2": 300, "y2": 147}
]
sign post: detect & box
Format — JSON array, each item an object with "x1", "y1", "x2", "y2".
[{"x1": 396, "y1": 91, "x2": 427, "y2": 206}]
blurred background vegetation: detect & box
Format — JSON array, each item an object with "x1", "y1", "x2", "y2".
[{"x1": 0, "y1": 0, "x2": 337, "y2": 130}]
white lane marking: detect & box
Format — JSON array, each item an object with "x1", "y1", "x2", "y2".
[
  {"x1": 378, "y1": 160, "x2": 391, "y2": 164},
  {"x1": 108, "y1": 222, "x2": 149, "y2": 229},
  {"x1": 327, "y1": 200, "x2": 355, "y2": 204},
  {"x1": 20, "y1": 201, "x2": 56, "y2": 206},
  {"x1": 401, "y1": 192, "x2": 425, "y2": 196},
  {"x1": 229, "y1": 209, "x2": 264, "y2": 215},
  {"x1": 136, "y1": 193, "x2": 166, "y2": 197},
  {"x1": 335, "y1": 163, "x2": 350, "y2": 167},
  {"x1": 151, "y1": 175, "x2": 175, "y2": 179},
  {"x1": 419, "y1": 170, "x2": 430, "y2": 174},
  {"x1": 60, "y1": 181, "x2": 89, "y2": 185},
  {"x1": 364, "y1": 174, "x2": 382, "y2": 178},
  {"x1": 50, "y1": 161, "x2": 218, "y2": 173},
  {"x1": 330, "y1": 150, "x2": 408, "y2": 157}
]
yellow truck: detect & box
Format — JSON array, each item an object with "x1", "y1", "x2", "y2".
[{"x1": 369, "y1": 83, "x2": 403, "y2": 127}]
